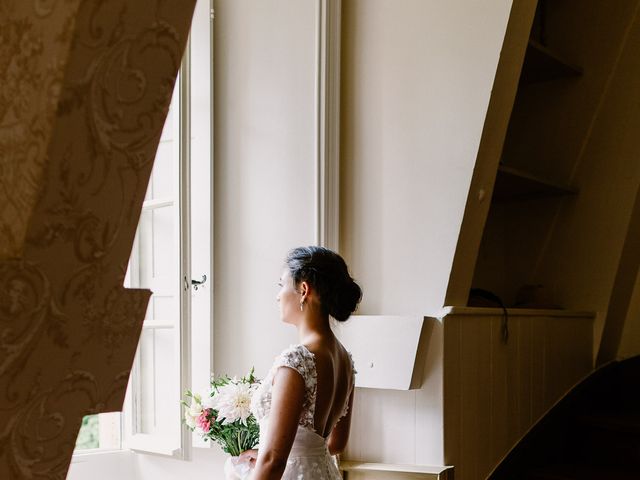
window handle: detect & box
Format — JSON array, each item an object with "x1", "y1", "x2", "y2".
[{"x1": 191, "y1": 274, "x2": 207, "y2": 291}]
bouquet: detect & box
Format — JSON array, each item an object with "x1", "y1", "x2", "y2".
[{"x1": 183, "y1": 369, "x2": 260, "y2": 479}]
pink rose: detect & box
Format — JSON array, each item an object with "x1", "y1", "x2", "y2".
[{"x1": 196, "y1": 411, "x2": 211, "y2": 432}]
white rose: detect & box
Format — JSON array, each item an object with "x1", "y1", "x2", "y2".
[{"x1": 184, "y1": 396, "x2": 203, "y2": 429}]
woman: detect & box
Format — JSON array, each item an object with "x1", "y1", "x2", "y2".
[{"x1": 241, "y1": 246, "x2": 362, "y2": 479}]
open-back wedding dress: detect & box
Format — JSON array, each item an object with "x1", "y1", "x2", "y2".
[{"x1": 249, "y1": 344, "x2": 355, "y2": 479}]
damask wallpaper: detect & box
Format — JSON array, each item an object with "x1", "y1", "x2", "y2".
[
  {"x1": 0, "y1": 0, "x2": 81, "y2": 260},
  {"x1": 0, "y1": 1, "x2": 196, "y2": 478}
]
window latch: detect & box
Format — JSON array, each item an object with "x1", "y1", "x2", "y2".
[{"x1": 191, "y1": 274, "x2": 207, "y2": 291}]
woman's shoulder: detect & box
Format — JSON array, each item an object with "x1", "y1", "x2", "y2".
[
  {"x1": 278, "y1": 343, "x2": 315, "y2": 360},
  {"x1": 272, "y1": 344, "x2": 316, "y2": 378}
]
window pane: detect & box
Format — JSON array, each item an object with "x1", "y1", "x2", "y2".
[
  {"x1": 152, "y1": 207, "x2": 175, "y2": 279},
  {"x1": 125, "y1": 74, "x2": 182, "y2": 452},
  {"x1": 125, "y1": 212, "x2": 181, "y2": 446},
  {"x1": 75, "y1": 413, "x2": 121, "y2": 451},
  {"x1": 148, "y1": 99, "x2": 176, "y2": 201},
  {"x1": 136, "y1": 327, "x2": 178, "y2": 436},
  {"x1": 75, "y1": 415, "x2": 99, "y2": 450},
  {"x1": 136, "y1": 207, "x2": 176, "y2": 291},
  {"x1": 152, "y1": 296, "x2": 175, "y2": 323},
  {"x1": 138, "y1": 329, "x2": 156, "y2": 433},
  {"x1": 152, "y1": 139, "x2": 174, "y2": 200}
]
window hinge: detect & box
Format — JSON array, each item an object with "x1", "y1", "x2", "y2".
[{"x1": 210, "y1": 8, "x2": 215, "y2": 20}]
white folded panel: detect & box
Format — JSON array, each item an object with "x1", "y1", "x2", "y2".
[{"x1": 334, "y1": 315, "x2": 426, "y2": 390}]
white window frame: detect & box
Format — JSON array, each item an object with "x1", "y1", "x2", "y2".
[
  {"x1": 121, "y1": 0, "x2": 214, "y2": 454},
  {"x1": 122, "y1": 43, "x2": 193, "y2": 460}
]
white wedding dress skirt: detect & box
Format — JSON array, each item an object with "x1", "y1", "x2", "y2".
[
  {"x1": 224, "y1": 423, "x2": 342, "y2": 480},
  {"x1": 255, "y1": 421, "x2": 342, "y2": 480}
]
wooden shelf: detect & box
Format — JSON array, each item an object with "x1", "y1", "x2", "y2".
[
  {"x1": 340, "y1": 461, "x2": 454, "y2": 479},
  {"x1": 440, "y1": 306, "x2": 595, "y2": 319},
  {"x1": 520, "y1": 39, "x2": 583, "y2": 84},
  {"x1": 493, "y1": 165, "x2": 578, "y2": 202}
]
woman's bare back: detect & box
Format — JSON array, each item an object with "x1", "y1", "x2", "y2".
[{"x1": 305, "y1": 336, "x2": 355, "y2": 438}]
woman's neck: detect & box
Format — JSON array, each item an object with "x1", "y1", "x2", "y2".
[{"x1": 297, "y1": 314, "x2": 333, "y2": 345}]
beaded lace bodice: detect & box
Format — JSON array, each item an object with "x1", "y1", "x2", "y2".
[
  {"x1": 250, "y1": 344, "x2": 354, "y2": 435},
  {"x1": 251, "y1": 344, "x2": 318, "y2": 430}
]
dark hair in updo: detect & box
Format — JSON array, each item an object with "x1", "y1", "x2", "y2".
[{"x1": 285, "y1": 246, "x2": 362, "y2": 322}]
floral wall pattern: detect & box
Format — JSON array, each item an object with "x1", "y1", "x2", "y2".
[{"x1": 0, "y1": 1, "x2": 196, "y2": 478}]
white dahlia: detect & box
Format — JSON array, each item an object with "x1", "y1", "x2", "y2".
[{"x1": 211, "y1": 381, "x2": 255, "y2": 426}]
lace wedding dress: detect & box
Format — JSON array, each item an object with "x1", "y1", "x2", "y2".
[{"x1": 249, "y1": 344, "x2": 355, "y2": 479}]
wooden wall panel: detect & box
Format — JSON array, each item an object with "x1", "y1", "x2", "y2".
[
  {"x1": 458, "y1": 317, "x2": 484, "y2": 480},
  {"x1": 529, "y1": 315, "x2": 547, "y2": 423},
  {"x1": 509, "y1": 315, "x2": 539, "y2": 441},
  {"x1": 415, "y1": 320, "x2": 445, "y2": 466},
  {"x1": 442, "y1": 308, "x2": 594, "y2": 480},
  {"x1": 443, "y1": 318, "x2": 461, "y2": 477},
  {"x1": 490, "y1": 315, "x2": 510, "y2": 472}
]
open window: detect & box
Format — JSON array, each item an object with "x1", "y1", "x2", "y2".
[
  {"x1": 123, "y1": 67, "x2": 191, "y2": 456},
  {"x1": 73, "y1": 0, "x2": 213, "y2": 460}
]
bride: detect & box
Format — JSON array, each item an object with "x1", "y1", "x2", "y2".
[{"x1": 239, "y1": 246, "x2": 362, "y2": 480}]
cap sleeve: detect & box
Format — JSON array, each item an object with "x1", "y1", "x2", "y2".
[
  {"x1": 272, "y1": 344, "x2": 317, "y2": 429},
  {"x1": 273, "y1": 344, "x2": 316, "y2": 393}
]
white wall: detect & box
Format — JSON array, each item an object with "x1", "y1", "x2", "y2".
[
  {"x1": 340, "y1": 0, "x2": 513, "y2": 317},
  {"x1": 68, "y1": 449, "x2": 228, "y2": 479},
  {"x1": 133, "y1": 449, "x2": 228, "y2": 478},
  {"x1": 340, "y1": 0, "x2": 512, "y2": 467},
  {"x1": 68, "y1": 452, "x2": 136, "y2": 479},
  {"x1": 212, "y1": 0, "x2": 318, "y2": 379}
]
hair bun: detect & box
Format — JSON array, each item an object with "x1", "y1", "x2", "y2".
[
  {"x1": 286, "y1": 246, "x2": 362, "y2": 322},
  {"x1": 328, "y1": 278, "x2": 362, "y2": 322}
]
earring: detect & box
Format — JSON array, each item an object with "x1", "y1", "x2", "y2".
[{"x1": 299, "y1": 301, "x2": 304, "y2": 312}]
